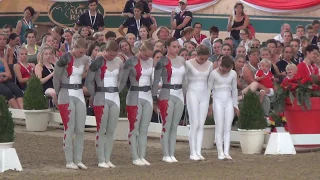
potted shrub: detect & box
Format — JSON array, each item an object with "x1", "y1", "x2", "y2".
[
  {"x1": 238, "y1": 90, "x2": 267, "y2": 154},
  {"x1": 202, "y1": 115, "x2": 215, "y2": 149},
  {"x1": 272, "y1": 75, "x2": 320, "y2": 137},
  {"x1": 0, "y1": 95, "x2": 23, "y2": 172},
  {"x1": 23, "y1": 75, "x2": 50, "y2": 132}
]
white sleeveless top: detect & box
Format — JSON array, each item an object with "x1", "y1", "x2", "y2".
[
  {"x1": 138, "y1": 67, "x2": 153, "y2": 103},
  {"x1": 103, "y1": 69, "x2": 120, "y2": 107},
  {"x1": 68, "y1": 65, "x2": 85, "y2": 104},
  {"x1": 170, "y1": 66, "x2": 186, "y2": 103}
]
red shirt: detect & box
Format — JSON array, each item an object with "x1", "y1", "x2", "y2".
[
  {"x1": 281, "y1": 77, "x2": 290, "y2": 86},
  {"x1": 19, "y1": 62, "x2": 33, "y2": 79},
  {"x1": 255, "y1": 70, "x2": 274, "y2": 88},
  {"x1": 297, "y1": 61, "x2": 319, "y2": 78},
  {"x1": 193, "y1": 34, "x2": 207, "y2": 45}
]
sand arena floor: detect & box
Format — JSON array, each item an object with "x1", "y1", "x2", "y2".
[{"x1": 1, "y1": 125, "x2": 320, "y2": 180}]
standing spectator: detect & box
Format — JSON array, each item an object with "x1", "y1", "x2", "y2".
[
  {"x1": 274, "y1": 23, "x2": 291, "y2": 43},
  {"x1": 312, "y1": 20, "x2": 320, "y2": 37},
  {"x1": 2, "y1": 25, "x2": 13, "y2": 39},
  {"x1": 306, "y1": 24, "x2": 318, "y2": 45},
  {"x1": 118, "y1": 4, "x2": 155, "y2": 38},
  {"x1": 201, "y1": 26, "x2": 219, "y2": 56},
  {"x1": 192, "y1": 22, "x2": 207, "y2": 45},
  {"x1": 74, "y1": 0, "x2": 104, "y2": 32},
  {"x1": 122, "y1": 0, "x2": 150, "y2": 18},
  {"x1": 16, "y1": 6, "x2": 40, "y2": 44},
  {"x1": 171, "y1": 0, "x2": 192, "y2": 39},
  {"x1": 227, "y1": 3, "x2": 249, "y2": 48},
  {"x1": 147, "y1": 0, "x2": 157, "y2": 29}
]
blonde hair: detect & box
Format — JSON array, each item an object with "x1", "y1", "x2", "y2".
[
  {"x1": 38, "y1": 45, "x2": 54, "y2": 69},
  {"x1": 18, "y1": 46, "x2": 28, "y2": 61},
  {"x1": 41, "y1": 35, "x2": 53, "y2": 47},
  {"x1": 259, "y1": 58, "x2": 272, "y2": 67},
  {"x1": 139, "y1": 40, "x2": 154, "y2": 51},
  {"x1": 286, "y1": 64, "x2": 298, "y2": 72},
  {"x1": 74, "y1": 38, "x2": 88, "y2": 49},
  {"x1": 93, "y1": 32, "x2": 104, "y2": 40}
]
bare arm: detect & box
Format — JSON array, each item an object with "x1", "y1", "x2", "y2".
[
  {"x1": 1, "y1": 58, "x2": 12, "y2": 81},
  {"x1": 227, "y1": 15, "x2": 233, "y2": 32},
  {"x1": 176, "y1": 16, "x2": 191, "y2": 30},
  {"x1": 16, "y1": 21, "x2": 22, "y2": 37},
  {"x1": 234, "y1": 15, "x2": 250, "y2": 30},
  {"x1": 231, "y1": 71, "x2": 239, "y2": 109},
  {"x1": 242, "y1": 65, "x2": 255, "y2": 84},
  {"x1": 31, "y1": 11, "x2": 40, "y2": 23},
  {"x1": 118, "y1": 25, "x2": 126, "y2": 37},
  {"x1": 149, "y1": 24, "x2": 156, "y2": 37},
  {"x1": 35, "y1": 64, "x2": 53, "y2": 84},
  {"x1": 170, "y1": 11, "x2": 177, "y2": 30},
  {"x1": 14, "y1": 64, "x2": 29, "y2": 83}
]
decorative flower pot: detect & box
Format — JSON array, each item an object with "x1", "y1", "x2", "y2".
[
  {"x1": 0, "y1": 142, "x2": 14, "y2": 149},
  {"x1": 238, "y1": 129, "x2": 265, "y2": 154},
  {"x1": 202, "y1": 125, "x2": 215, "y2": 149},
  {"x1": 0, "y1": 142, "x2": 22, "y2": 173},
  {"x1": 284, "y1": 97, "x2": 320, "y2": 147},
  {"x1": 23, "y1": 109, "x2": 51, "y2": 132},
  {"x1": 114, "y1": 117, "x2": 129, "y2": 141}
]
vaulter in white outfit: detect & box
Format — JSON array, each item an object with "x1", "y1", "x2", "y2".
[
  {"x1": 208, "y1": 56, "x2": 239, "y2": 160},
  {"x1": 186, "y1": 45, "x2": 213, "y2": 161}
]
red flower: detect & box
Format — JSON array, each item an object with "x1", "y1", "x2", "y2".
[
  {"x1": 301, "y1": 77, "x2": 312, "y2": 85},
  {"x1": 289, "y1": 83, "x2": 298, "y2": 91}
]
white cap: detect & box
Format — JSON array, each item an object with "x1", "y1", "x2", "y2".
[{"x1": 179, "y1": 0, "x2": 187, "y2": 4}]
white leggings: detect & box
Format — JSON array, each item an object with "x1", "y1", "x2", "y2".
[
  {"x1": 213, "y1": 89, "x2": 234, "y2": 156},
  {"x1": 187, "y1": 89, "x2": 209, "y2": 157}
]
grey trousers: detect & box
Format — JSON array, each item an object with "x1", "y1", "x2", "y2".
[
  {"x1": 127, "y1": 98, "x2": 153, "y2": 161},
  {"x1": 94, "y1": 99, "x2": 120, "y2": 163},
  {"x1": 159, "y1": 95, "x2": 184, "y2": 157},
  {"x1": 58, "y1": 96, "x2": 87, "y2": 164}
]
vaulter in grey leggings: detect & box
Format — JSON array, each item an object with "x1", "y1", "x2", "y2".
[
  {"x1": 119, "y1": 49, "x2": 154, "y2": 166},
  {"x1": 152, "y1": 40, "x2": 187, "y2": 163},
  {"x1": 85, "y1": 49, "x2": 123, "y2": 168},
  {"x1": 53, "y1": 50, "x2": 89, "y2": 170}
]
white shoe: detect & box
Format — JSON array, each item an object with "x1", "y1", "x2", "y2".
[
  {"x1": 107, "y1": 161, "x2": 116, "y2": 168},
  {"x1": 190, "y1": 155, "x2": 201, "y2": 161},
  {"x1": 66, "y1": 162, "x2": 78, "y2": 169},
  {"x1": 140, "y1": 158, "x2": 151, "y2": 166},
  {"x1": 133, "y1": 159, "x2": 145, "y2": 166},
  {"x1": 170, "y1": 156, "x2": 178, "y2": 163},
  {"x1": 76, "y1": 162, "x2": 88, "y2": 169},
  {"x1": 218, "y1": 154, "x2": 226, "y2": 160},
  {"x1": 98, "y1": 162, "x2": 110, "y2": 168},
  {"x1": 225, "y1": 154, "x2": 233, "y2": 160},
  {"x1": 162, "y1": 156, "x2": 174, "y2": 163},
  {"x1": 197, "y1": 154, "x2": 205, "y2": 160}
]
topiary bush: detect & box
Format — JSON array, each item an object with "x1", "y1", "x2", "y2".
[
  {"x1": 237, "y1": 90, "x2": 267, "y2": 130},
  {"x1": 0, "y1": 95, "x2": 14, "y2": 142},
  {"x1": 23, "y1": 75, "x2": 48, "y2": 110}
]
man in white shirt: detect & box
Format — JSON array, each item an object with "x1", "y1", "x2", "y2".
[{"x1": 274, "y1": 23, "x2": 291, "y2": 43}]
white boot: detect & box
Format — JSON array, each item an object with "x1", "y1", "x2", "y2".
[
  {"x1": 170, "y1": 156, "x2": 178, "y2": 163},
  {"x1": 107, "y1": 161, "x2": 116, "y2": 168},
  {"x1": 162, "y1": 156, "x2": 174, "y2": 163},
  {"x1": 76, "y1": 162, "x2": 88, "y2": 169},
  {"x1": 140, "y1": 158, "x2": 151, "y2": 166},
  {"x1": 98, "y1": 162, "x2": 110, "y2": 168},
  {"x1": 132, "y1": 159, "x2": 145, "y2": 166},
  {"x1": 66, "y1": 162, "x2": 78, "y2": 170}
]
